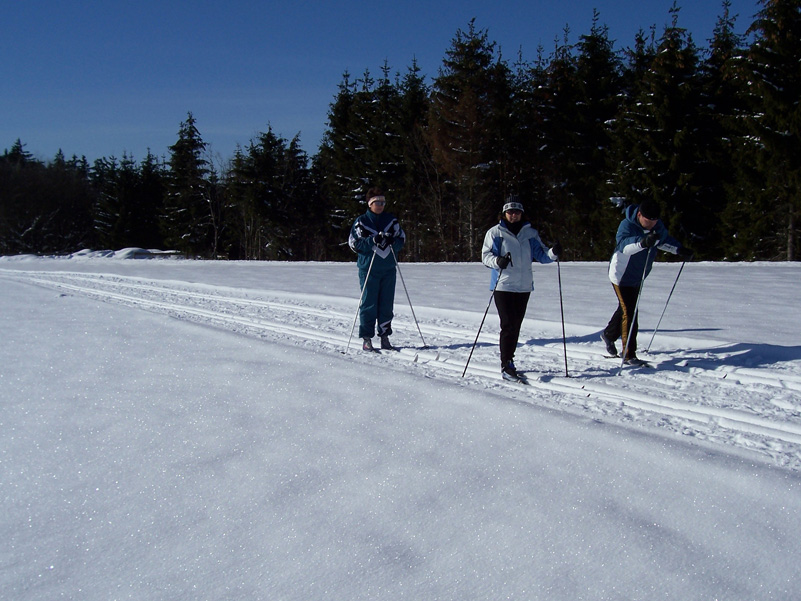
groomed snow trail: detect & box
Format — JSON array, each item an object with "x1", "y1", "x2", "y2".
[{"x1": 5, "y1": 268, "x2": 801, "y2": 470}]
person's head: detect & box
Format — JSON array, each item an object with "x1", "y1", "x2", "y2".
[
  {"x1": 366, "y1": 187, "x2": 386, "y2": 214},
  {"x1": 637, "y1": 200, "x2": 660, "y2": 229},
  {"x1": 501, "y1": 195, "x2": 525, "y2": 223}
]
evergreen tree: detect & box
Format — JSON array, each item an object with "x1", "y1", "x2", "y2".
[
  {"x1": 509, "y1": 47, "x2": 553, "y2": 229},
  {"x1": 530, "y1": 30, "x2": 581, "y2": 246},
  {"x1": 163, "y1": 112, "x2": 214, "y2": 256},
  {"x1": 700, "y1": 1, "x2": 748, "y2": 259},
  {"x1": 4, "y1": 139, "x2": 34, "y2": 165},
  {"x1": 134, "y1": 151, "x2": 167, "y2": 249},
  {"x1": 395, "y1": 61, "x2": 433, "y2": 260},
  {"x1": 317, "y1": 63, "x2": 427, "y2": 258},
  {"x1": 570, "y1": 13, "x2": 625, "y2": 259},
  {"x1": 608, "y1": 28, "x2": 657, "y2": 214},
  {"x1": 224, "y1": 129, "x2": 320, "y2": 260},
  {"x1": 611, "y1": 4, "x2": 705, "y2": 252},
  {"x1": 737, "y1": 0, "x2": 801, "y2": 260},
  {"x1": 427, "y1": 19, "x2": 513, "y2": 260},
  {"x1": 317, "y1": 71, "x2": 364, "y2": 238},
  {"x1": 1, "y1": 141, "x2": 94, "y2": 254},
  {"x1": 90, "y1": 155, "x2": 122, "y2": 248},
  {"x1": 224, "y1": 145, "x2": 262, "y2": 260},
  {"x1": 282, "y1": 135, "x2": 326, "y2": 260},
  {"x1": 526, "y1": 17, "x2": 623, "y2": 260}
]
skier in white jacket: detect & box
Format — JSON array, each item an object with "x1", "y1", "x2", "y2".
[{"x1": 481, "y1": 197, "x2": 562, "y2": 381}]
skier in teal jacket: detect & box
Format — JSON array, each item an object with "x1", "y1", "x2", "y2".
[{"x1": 348, "y1": 187, "x2": 406, "y2": 351}]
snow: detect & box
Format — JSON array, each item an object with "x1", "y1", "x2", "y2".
[{"x1": 2, "y1": 255, "x2": 800, "y2": 600}]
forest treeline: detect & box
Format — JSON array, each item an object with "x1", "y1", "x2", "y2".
[{"x1": 2, "y1": 1, "x2": 799, "y2": 261}]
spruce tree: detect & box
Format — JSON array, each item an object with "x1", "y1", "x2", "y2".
[
  {"x1": 396, "y1": 61, "x2": 433, "y2": 260},
  {"x1": 163, "y1": 112, "x2": 213, "y2": 256},
  {"x1": 283, "y1": 135, "x2": 326, "y2": 260},
  {"x1": 90, "y1": 155, "x2": 122, "y2": 248},
  {"x1": 611, "y1": 4, "x2": 705, "y2": 252},
  {"x1": 135, "y1": 151, "x2": 166, "y2": 249},
  {"x1": 223, "y1": 129, "x2": 319, "y2": 260},
  {"x1": 317, "y1": 71, "x2": 365, "y2": 237},
  {"x1": 738, "y1": 0, "x2": 801, "y2": 260},
  {"x1": 537, "y1": 28, "x2": 581, "y2": 248},
  {"x1": 509, "y1": 47, "x2": 553, "y2": 230},
  {"x1": 1, "y1": 141, "x2": 94, "y2": 254},
  {"x1": 532, "y1": 15, "x2": 623, "y2": 260},
  {"x1": 427, "y1": 19, "x2": 513, "y2": 260},
  {"x1": 700, "y1": 1, "x2": 748, "y2": 259},
  {"x1": 224, "y1": 145, "x2": 262, "y2": 260}
]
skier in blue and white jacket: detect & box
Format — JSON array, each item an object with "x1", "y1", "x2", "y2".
[
  {"x1": 602, "y1": 200, "x2": 693, "y2": 364},
  {"x1": 348, "y1": 187, "x2": 406, "y2": 351},
  {"x1": 481, "y1": 197, "x2": 562, "y2": 381}
]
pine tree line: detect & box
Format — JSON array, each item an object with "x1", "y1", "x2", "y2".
[{"x1": 2, "y1": 1, "x2": 799, "y2": 261}]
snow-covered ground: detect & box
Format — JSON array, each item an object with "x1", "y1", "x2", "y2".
[{"x1": 2, "y1": 252, "x2": 800, "y2": 600}]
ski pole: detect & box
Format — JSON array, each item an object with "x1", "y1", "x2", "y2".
[
  {"x1": 618, "y1": 247, "x2": 653, "y2": 375},
  {"x1": 645, "y1": 260, "x2": 686, "y2": 352},
  {"x1": 556, "y1": 258, "x2": 569, "y2": 378},
  {"x1": 462, "y1": 262, "x2": 507, "y2": 377},
  {"x1": 390, "y1": 245, "x2": 427, "y2": 348},
  {"x1": 344, "y1": 248, "x2": 377, "y2": 353}
]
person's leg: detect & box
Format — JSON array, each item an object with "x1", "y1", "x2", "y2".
[
  {"x1": 358, "y1": 269, "x2": 379, "y2": 339},
  {"x1": 613, "y1": 284, "x2": 640, "y2": 359},
  {"x1": 376, "y1": 271, "x2": 396, "y2": 338},
  {"x1": 602, "y1": 284, "x2": 624, "y2": 355},
  {"x1": 494, "y1": 291, "x2": 530, "y2": 365},
  {"x1": 604, "y1": 285, "x2": 624, "y2": 343}
]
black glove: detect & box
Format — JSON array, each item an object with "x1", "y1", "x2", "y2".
[
  {"x1": 551, "y1": 241, "x2": 563, "y2": 259},
  {"x1": 677, "y1": 247, "x2": 694, "y2": 260},
  {"x1": 496, "y1": 253, "x2": 512, "y2": 269},
  {"x1": 640, "y1": 231, "x2": 659, "y2": 248},
  {"x1": 372, "y1": 232, "x2": 388, "y2": 249}
]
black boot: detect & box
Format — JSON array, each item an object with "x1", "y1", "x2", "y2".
[
  {"x1": 501, "y1": 360, "x2": 521, "y2": 381},
  {"x1": 601, "y1": 332, "x2": 618, "y2": 357}
]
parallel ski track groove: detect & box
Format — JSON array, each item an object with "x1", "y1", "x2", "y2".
[{"x1": 6, "y1": 270, "x2": 801, "y2": 456}]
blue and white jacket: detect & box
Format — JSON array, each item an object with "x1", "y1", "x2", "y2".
[
  {"x1": 348, "y1": 210, "x2": 406, "y2": 274},
  {"x1": 608, "y1": 204, "x2": 681, "y2": 287},
  {"x1": 481, "y1": 220, "x2": 556, "y2": 292}
]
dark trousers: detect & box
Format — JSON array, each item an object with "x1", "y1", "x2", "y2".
[
  {"x1": 358, "y1": 269, "x2": 396, "y2": 339},
  {"x1": 493, "y1": 291, "x2": 531, "y2": 365},
  {"x1": 604, "y1": 284, "x2": 640, "y2": 359}
]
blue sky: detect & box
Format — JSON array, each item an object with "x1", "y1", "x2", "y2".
[{"x1": 2, "y1": 0, "x2": 760, "y2": 165}]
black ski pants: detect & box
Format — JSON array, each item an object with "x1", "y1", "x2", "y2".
[
  {"x1": 604, "y1": 284, "x2": 641, "y2": 359},
  {"x1": 493, "y1": 290, "x2": 531, "y2": 365}
]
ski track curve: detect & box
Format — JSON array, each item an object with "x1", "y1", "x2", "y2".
[{"x1": 5, "y1": 269, "x2": 801, "y2": 471}]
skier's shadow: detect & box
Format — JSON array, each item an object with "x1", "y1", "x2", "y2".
[
  {"x1": 523, "y1": 328, "x2": 722, "y2": 348},
  {"x1": 433, "y1": 331, "x2": 800, "y2": 372},
  {"x1": 647, "y1": 341, "x2": 801, "y2": 370},
  {"x1": 518, "y1": 330, "x2": 801, "y2": 371}
]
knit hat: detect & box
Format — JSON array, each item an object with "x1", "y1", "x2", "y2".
[
  {"x1": 638, "y1": 200, "x2": 660, "y2": 220},
  {"x1": 367, "y1": 195, "x2": 386, "y2": 206},
  {"x1": 502, "y1": 195, "x2": 524, "y2": 213}
]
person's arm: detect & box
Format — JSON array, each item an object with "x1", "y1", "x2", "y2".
[
  {"x1": 348, "y1": 218, "x2": 373, "y2": 254},
  {"x1": 481, "y1": 228, "x2": 505, "y2": 269}
]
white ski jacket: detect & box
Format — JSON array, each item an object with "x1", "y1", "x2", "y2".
[{"x1": 481, "y1": 220, "x2": 556, "y2": 292}]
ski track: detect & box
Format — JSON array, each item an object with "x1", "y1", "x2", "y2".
[{"x1": 5, "y1": 268, "x2": 801, "y2": 471}]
